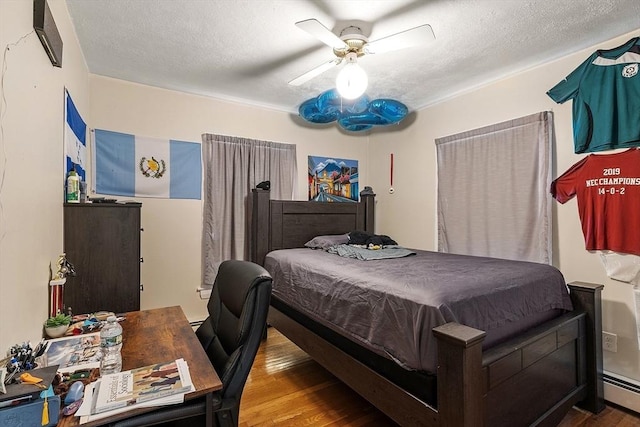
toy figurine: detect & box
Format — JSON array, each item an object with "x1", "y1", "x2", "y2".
[{"x1": 54, "y1": 254, "x2": 76, "y2": 280}]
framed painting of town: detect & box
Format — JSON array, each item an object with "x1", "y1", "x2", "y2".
[{"x1": 308, "y1": 156, "x2": 359, "y2": 202}]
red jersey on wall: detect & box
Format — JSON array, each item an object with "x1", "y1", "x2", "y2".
[{"x1": 551, "y1": 148, "x2": 640, "y2": 255}]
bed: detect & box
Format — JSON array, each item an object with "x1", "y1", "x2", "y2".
[{"x1": 249, "y1": 188, "x2": 604, "y2": 427}]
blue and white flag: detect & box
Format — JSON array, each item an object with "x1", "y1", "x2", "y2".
[
  {"x1": 93, "y1": 129, "x2": 202, "y2": 200},
  {"x1": 64, "y1": 89, "x2": 87, "y2": 181}
]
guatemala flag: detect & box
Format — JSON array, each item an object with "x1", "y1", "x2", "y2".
[
  {"x1": 93, "y1": 129, "x2": 202, "y2": 200},
  {"x1": 64, "y1": 89, "x2": 87, "y2": 181}
]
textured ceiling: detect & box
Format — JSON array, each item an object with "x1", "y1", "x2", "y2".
[{"x1": 66, "y1": 0, "x2": 640, "y2": 115}]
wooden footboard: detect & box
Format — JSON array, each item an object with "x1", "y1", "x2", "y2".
[
  {"x1": 268, "y1": 281, "x2": 604, "y2": 427},
  {"x1": 479, "y1": 280, "x2": 604, "y2": 426}
]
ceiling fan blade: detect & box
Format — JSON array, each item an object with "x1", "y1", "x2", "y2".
[
  {"x1": 289, "y1": 58, "x2": 341, "y2": 86},
  {"x1": 364, "y1": 24, "x2": 435, "y2": 55},
  {"x1": 295, "y1": 19, "x2": 348, "y2": 50}
]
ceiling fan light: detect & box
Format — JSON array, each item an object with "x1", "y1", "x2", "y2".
[{"x1": 336, "y1": 54, "x2": 368, "y2": 99}]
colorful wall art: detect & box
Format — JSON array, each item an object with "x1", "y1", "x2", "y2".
[{"x1": 308, "y1": 156, "x2": 359, "y2": 202}]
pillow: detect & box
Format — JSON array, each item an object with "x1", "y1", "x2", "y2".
[{"x1": 304, "y1": 234, "x2": 350, "y2": 250}]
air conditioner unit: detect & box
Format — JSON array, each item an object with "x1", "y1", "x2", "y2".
[{"x1": 33, "y1": 0, "x2": 62, "y2": 67}]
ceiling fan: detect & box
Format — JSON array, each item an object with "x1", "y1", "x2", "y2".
[{"x1": 289, "y1": 18, "x2": 435, "y2": 91}]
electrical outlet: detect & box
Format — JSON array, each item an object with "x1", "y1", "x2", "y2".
[
  {"x1": 602, "y1": 331, "x2": 617, "y2": 352},
  {"x1": 197, "y1": 288, "x2": 212, "y2": 300}
]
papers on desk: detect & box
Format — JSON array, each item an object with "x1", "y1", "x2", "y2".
[
  {"x1": 41, "y1": 333, "x2": 102, "y2": 373},
  {"x1": 77, "y1": 383, "x2": 185, "y2": 423},
  {"x1": 76, "y1": 358, "x2": 194, "y2": 423}
]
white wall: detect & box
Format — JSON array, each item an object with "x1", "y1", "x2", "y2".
[
  {"x1": 89, "y1": 76, "x2": 369, "y2": 323},
  {"x1": 0, "y1": 0, "x2": 89, "y2": 349},
  {"x1": 369, "y1": 30, "x2": 640, "y2": 388}
]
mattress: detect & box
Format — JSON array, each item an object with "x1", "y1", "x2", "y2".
[{"x1": 265, "y1": 248, "x2": 572, "y2": 373}]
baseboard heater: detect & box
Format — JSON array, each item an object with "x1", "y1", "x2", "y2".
[
  {"x1": 603, "y1": 371, "x2": 640, "y2": 414},
  {"x1": 604, "y1": 373, "x2": 640, "y2": 394},
  {"x1": 190, "y1": 320, "x2": 204, "y2": 328}
]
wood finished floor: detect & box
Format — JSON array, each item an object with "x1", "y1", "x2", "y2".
[{"x1": 239, "y1": 328, "x2": 640, "y2": 427}]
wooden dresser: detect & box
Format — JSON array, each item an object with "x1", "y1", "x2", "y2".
[{"x1": 63, "y1": 203, "x2": 142, "y2": 315}]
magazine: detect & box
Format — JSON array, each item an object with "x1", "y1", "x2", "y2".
[
  {"x1": 92, "y1": 359, "x2": 193, "y2": 414},
  {"x1": 42, "y1": 333, "x2": 102, "y2": 373}
]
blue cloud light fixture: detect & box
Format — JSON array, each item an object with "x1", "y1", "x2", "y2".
[{"x1": 298, "y1": 89, "x2": 408, "y2": 132}]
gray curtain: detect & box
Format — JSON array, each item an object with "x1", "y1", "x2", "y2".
[
  {"x1": 201, "y1": 134, "x2": 297, "y2": 286},
  {"x1": 436, "y1": 111, "x2": 553, "y2": 264}
]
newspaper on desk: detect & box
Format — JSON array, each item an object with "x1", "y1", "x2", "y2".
[{"x1": 76, "y1": 383, "x2": 185, "y2": 423}]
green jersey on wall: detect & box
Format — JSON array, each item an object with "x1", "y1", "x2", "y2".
[{"x1": 547, "y1": 37, "x2": 640, "y2": 154}]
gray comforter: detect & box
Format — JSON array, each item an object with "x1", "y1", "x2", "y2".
[{"x1": 265, "y1": 248, "x2": 572, "y2": 373}]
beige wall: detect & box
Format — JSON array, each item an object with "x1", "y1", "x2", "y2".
[
  {"x1": 89, "y1": 76, "x2": 369, "y2": 323},
  {"x1": 0, "y1": 0, "x2": 369, "y2": 348},
  {"x1": 0, "y1": 0, "x2": 89, "y2": 348},
  {"x1": 369, "y1": 30, "x2": 640, "y2": 387}
]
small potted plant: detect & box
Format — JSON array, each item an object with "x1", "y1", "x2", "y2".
[{"x1": 44, "y1": 313, "x2": 72, "y2": 338}]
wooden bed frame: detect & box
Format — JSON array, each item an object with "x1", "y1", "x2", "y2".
[{"x1": 250, "y1": 188, "x2": 604, "y2": 426}]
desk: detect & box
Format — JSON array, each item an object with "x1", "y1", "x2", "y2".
[{"x1": 57, "y1": 306, "x2": 222, "y2": 427}]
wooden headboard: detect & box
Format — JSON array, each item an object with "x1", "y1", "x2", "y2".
[{"x1": 250, "y1": 189, "x2": 375, "y2": 266}]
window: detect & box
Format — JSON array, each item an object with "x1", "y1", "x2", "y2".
[
  {"x1": 436, "y1": 111, "x2": 553, "y2": 263},
  {"x1": 201, "y1": 134, "x2": 297, "y2": 285}
]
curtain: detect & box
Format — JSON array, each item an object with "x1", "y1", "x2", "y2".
[
  {"x1": 201, "y1": 134, "x2": 297, "y2": 286},
  {"x1": 436, "y1": 111, "x2": 553, "y2": 264}
]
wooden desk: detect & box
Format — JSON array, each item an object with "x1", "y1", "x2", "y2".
[{"x1": 58, "y1": 306, "x2": 222, "y2": 427}]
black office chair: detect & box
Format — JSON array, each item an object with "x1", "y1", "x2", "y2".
[{"x1": 113, "y1": 260, "x2": 272, "y2": 427}]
